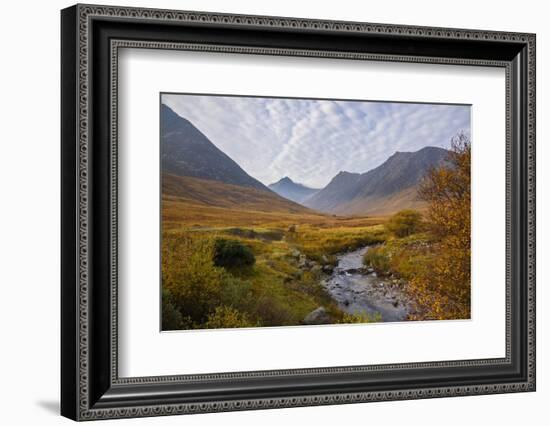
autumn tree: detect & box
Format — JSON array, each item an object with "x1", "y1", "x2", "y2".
[{"x1": 409, "y1": 133, "x2": 471, "y2": 320}]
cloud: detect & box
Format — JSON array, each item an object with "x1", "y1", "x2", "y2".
[{"x1": 162, "y1": 94, "x2": 470, "y2": 188}]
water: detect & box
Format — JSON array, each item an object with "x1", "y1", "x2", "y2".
[{"x1": 323, "y1": 246, "x2": 411, "y2": 322}]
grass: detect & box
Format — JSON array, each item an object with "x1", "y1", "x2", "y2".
[
  {"x1": 162, "y1": 139, "x2": 472, "y2": 326},
  {"x1": 362, "y1": 232, "x2": 435, "y2": 279},
  {"x1": 161, "y1": 193, "x2": 390, "y2": 329}
]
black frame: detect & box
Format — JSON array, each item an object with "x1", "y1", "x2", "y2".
[{"x1": 61, "y1": 4, "x2": 536, "y2": 421}]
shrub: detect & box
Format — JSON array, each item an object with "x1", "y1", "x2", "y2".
[
  {"x1": 162, "y1": 234, "x2": 225, "y2": 324},
  {"x1": 213, "y1": 239, "x2": 255, "y2": 270},
  {"x1": 385, "y1": 209, "x2": 423, "y2": 238},
  {"x1": 220, "y1": 274, "x2": 255, "y2": 314},
  {"x1": 205, "y1": 306, "x2": 256, "y2": 329},
  {"x1": 161, "y1": 288, "x2": 184, "y2": 330}
]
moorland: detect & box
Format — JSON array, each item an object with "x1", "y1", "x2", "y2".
[{"x1": 160, "y1": 104, "x2": 471, "y2": 330}]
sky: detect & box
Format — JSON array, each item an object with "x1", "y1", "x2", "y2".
[{"x1": 162, "y1": 94, "x2": 471, "y2": 188}]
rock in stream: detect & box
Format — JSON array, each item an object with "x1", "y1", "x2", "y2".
[{"x1": 322, "y1": 246, "x2": 412, "y2": 322}]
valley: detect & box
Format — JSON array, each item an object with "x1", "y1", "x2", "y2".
[
  {"x1": 160, "y1": 102, "x2": 471, "y2": 330},
  {"x1": 162, "y1": 190, "x2": 394, "y2": 328}
]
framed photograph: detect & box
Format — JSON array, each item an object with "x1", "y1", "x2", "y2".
[{"x1": 61, "y1": 4, "x2": 536, "y2": 421}]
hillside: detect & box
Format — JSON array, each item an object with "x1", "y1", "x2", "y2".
[
  {"x1": 304, "y1": 146, "x2": 449, "y2": 215},
  {"x1": 161, "y1": 103, "x2": 268, "y2": 191},
  {"x1": 162, "y1": 173, "x2": 313, "y2": 214}
]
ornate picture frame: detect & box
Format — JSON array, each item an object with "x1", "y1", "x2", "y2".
[{"x1": 61, "y1": 4, "x2": 535, "y2": 421}]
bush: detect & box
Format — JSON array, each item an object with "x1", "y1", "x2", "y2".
[
  {"x1": 213, "y1": 239, "x2": 255, "y2": 270},
  {"x1": 205, "y1": 306, "x2": 256, "y2": 329},
  {"x1": 162, "y1": 234, "x2": 225, "y2": 325},
  {"x1": 385, "y1": 209, "x2": 423, "y2": 238},
  {"x1": 161, "y1": 288, "x2": 185, "y2": 330},
  {"x1": 220, "y1": 274, "x2": 255, "y2": 313}
]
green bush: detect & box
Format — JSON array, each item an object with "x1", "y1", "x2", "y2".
[
  {"x1": 220, "y1": 274, "x2": 255, "y2": 313},
  {"x1": 161, "y1": 288, "x2": 184, "y2": 330},
  {"x1": 213, "y1": 239, "x2": 255, "y2": 270},
  {"x1": 385, "y1": 209, "x2": 423, "y2": 238},
  {"x1": 161, "y1": 288, "x2": 196, "y2": 330}
]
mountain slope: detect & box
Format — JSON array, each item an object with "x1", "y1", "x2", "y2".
[
  {"x1": 161, "y1": 103, "x2": 267, "y2": 191},
  {"x1": 268, "y1": 177, "x2": 319, "y2": 204},
  {"x1": 304, "y1": 146, "x2": 449, "y2": 216},
  {"x1": 163, "y1": 174, "x2": 313, "y2": 214}
]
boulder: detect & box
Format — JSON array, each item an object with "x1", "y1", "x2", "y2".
[{"x1": 303, "y1": 307, "x2": 332, "y2": 325}]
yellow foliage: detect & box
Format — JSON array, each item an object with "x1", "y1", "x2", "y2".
[
  {"x1": 408, "y1": 133, "x2": 471, "y2": 320},
  {"x1": 162, "y1": 234, "x2": 225, "y2": 324},
  {"x1": 205, "y1": 306, "x2": 257, "y2": 329}
]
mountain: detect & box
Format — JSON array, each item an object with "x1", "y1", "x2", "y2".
[
  {"x1": 160, "y1": 104, "x2": 313, "y2": 214},
  {"x1": 163, "y1": 174, "x2": 313, "y2": 214},
  {"x1": 268, "y1": 177, "x2": 319, "y2": 204},
  {"x1": 304, "y1": 146, "x2": 450, "y2": 216},
  {"x1": 161, "y1": 104, "x2": 267, "y2": 191}
]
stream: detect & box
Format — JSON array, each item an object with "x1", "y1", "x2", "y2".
[{"x1": 323, "y1": 246, "x2": 412, "y2": 322}]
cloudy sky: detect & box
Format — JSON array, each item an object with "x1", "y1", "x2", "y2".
[{"x1": 162, "y1": 94, "x2": 470, "y2": 188}]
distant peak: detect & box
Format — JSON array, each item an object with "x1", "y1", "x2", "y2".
[{"x1": 269, "y1": 176, "x2": 294, "y2": 186}]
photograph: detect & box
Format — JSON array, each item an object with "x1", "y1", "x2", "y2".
[
  {"x1": 160, "y1": 93, "x2": 472, "y2": 331},
  {"x1": 55, "y1": 3, "x2": 537, "y2": 421}
]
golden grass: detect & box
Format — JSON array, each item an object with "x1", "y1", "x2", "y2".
[
  {"x1": 163, "y1": 196, "x2": 386, "y2": 230},
  {"x1": 161, "y1": 175, "x2": 393, "y2": 328},
  {"x1": 163, "y1": 173, "x2": 311, "y2": 214}
]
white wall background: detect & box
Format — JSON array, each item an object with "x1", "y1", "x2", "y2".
[{"x1": 0, "y1": 0, "x2": 546, "y2": 424}]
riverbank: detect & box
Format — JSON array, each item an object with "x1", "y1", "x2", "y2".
[{"x1": 322, "y1": 246, "x2": 413, "y2": 322}]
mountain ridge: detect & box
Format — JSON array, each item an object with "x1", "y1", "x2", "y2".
[
  {"x1": 268, "y1": 176, "x2": 320, "y2": 204},
  {"x1": 304, "y1": 146, "x2": 450, "y2": 215},
  {"x1": 160, "y1": 104, "x2": 314, "y2": 214},
  {"x1": 161, "y1": 103, "x2": 268, "y2": 191},
  {"x1": 161, "y1": 103, "x2": 450, "y2": 217}
]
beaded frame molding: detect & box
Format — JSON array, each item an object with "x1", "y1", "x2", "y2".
[{"x1": 61, "y1": 4, "x2": 536, "y2": 421}]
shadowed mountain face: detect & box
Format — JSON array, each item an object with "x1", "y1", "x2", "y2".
[
  {"x1": 304, "y1": 146, "x2": 450, "y2": 215},
  {"x1": 268, "y1": 177, "x2": 319, "y2": 204},
  {"x1": 161, "y1": 104, "x2": 313, "y2": 214},
  {"x1": 161, "y1": 104, "x2": 268, "y2": 191}
]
